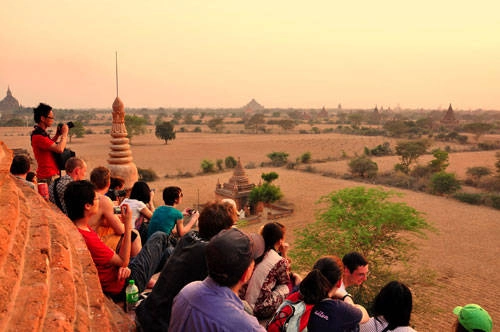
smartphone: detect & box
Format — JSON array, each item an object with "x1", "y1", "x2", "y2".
[{"x1": 113, "y1": 206, "x2": 122, "y2": 214}]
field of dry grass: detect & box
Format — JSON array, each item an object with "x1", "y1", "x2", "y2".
[{"x1": 1, "y1": 127, "x2": 499, "y2": 331}]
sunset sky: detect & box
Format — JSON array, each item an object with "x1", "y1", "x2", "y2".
[{"x1": 1, "y1": 1, "x2": 499, "y2": 110}]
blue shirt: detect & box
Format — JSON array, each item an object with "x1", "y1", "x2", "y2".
[
  {"x1": 169, "y1": 277, "x2": 265, "y2": 332},
  {"x1": 147, "y1": 206, "x2": 183, "y2": 239}
]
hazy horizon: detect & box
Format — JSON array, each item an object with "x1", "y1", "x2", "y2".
[{"x1": 2, "y1": 1, "x2": 499, "y2": 110}]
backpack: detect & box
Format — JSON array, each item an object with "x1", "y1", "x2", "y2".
[{"x1": 267, "y1": 299, "x2": 309, "y2": 332}]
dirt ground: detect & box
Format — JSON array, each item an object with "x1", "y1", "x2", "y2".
[{"x1": 2, "y1": 128, "x2": 499, "y2": 331}]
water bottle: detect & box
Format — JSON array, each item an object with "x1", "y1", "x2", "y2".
[{"x1": 125, "y1": 279, "x2": 139, "y2": 313}]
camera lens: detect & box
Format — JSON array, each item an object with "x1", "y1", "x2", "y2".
[{"x1": 67, "y1": 121, "x2": 75, "y2": 129}]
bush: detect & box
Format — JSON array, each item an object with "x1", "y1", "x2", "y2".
[
  {"x1": 370, "y1": 142, "x2": 392, "y2": 156},
  {"x1": 201, "y1": 159, "x2": 215, "y2": 173},
  {"x1": 249, "y1": 182, "x2": 283, "y2": 204},
  {"x1": 430, "y1": 172, "x2": 461, "y2": 195},
  {"x1": 193, "y1": 126, "x2": 202, "y2": 133},
  {"x1": 216, "y1": 159, "x2": 224, "y2": 171},
  {"x1": 453, "y1": 193, "x2": 484, "y2": 205},
  {"x1": 138, "y1": 168, "x2": 159, "y2": 182},
  {"x1": 300, "y1": 152, "x2": 312, "y2": 163},
  {"x1": 267, "y1": 152, "x2": 289, "y2": 166},
  {"x1": 487, "y1": 194, "x2": 500, "y2": 210},
  {"x1": 348, "y1": 156, "x2": 378, "y2": 178},
  {"x1": 225, "y1": 156, "x2": 237, "y2": 168}
]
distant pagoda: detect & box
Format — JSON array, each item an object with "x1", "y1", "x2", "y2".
[
  {"x1": 0, "y1": 86, "x2": 20, "y2": 119},
  {"x1": 107, "y1": 96, "x2": 138, "y2": 189},
  {"x1": 215, "y1": 158, "x2": 256, "y2": 211},
  {"x1": 441, "y1": 103, "x2": 459, "y2": 126}
]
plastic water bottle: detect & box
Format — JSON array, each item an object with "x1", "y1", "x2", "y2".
[{"x1": 125, "y1": 279, "x2": 139, "y2": 313}]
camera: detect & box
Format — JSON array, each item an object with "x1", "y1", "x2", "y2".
[
  {"x1": 113, "y1": 206, "x2": 122, "y2": 214},
  {"x1": 114, "y1": 189, "x2": 127, "y2": 198},
  {"x1": 57, "y1": 121, "x2": 74, "y2": 135},
  {"x1": 188, "y1": 208, "x2": 197, "y2": 215}
]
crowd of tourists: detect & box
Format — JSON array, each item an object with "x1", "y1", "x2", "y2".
[{"x1": 7, "y1": 102, "x2": 493, "y2": 332}]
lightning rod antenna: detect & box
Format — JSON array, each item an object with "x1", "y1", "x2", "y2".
[{"x1": 115, "y1": 51, "x2": 119, "y2": 97}]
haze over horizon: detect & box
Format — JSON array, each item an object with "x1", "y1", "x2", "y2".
[{"x1": 2, "y1": 1, "x2": 499, "y2": 111}]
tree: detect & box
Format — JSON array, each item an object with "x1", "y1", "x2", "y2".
[
  {"x1": 462, "y1": 122, "x2": 493, "y2": 141},
  {"x1": 291, "y1": 186, "x2": 431, "y2": 304},
  {"x1": 430, "y1": 172, "x2": 461, "y2": 195},
  {"x1": 348, "y1": 156, "x2": 378, "y2": 178},
  {"x1": 207, "y1": 118, "x2": 224, "y2": 133},
  {"x1": 249, "y1": 182, "x2": 283, "y2": 205},
  {"x1": 267, "y1": 151, "x2": 289, "y2": 166},
  {"x1": 68, "y1": 120, "x2": 85, "y2": 142},
  {"x1": 395, "y1": 140, "x2": 430, "y2": 174},
  {"x1": 466, "y1": 166, "x2": 492, "y2": 185},
  {"x1": 428, "y1": 149, "x2": 449, "y2": 173},
  {"x1": 216, "y1": 159, "x2": 224, "y2": 171},
  {"x1": 155, "y1": 121, "x2": 176, "y2": 144},
  {"x1": 245, "y1": 113, "x2": 266, "y2": 133},
  {"x1": 278, "y1": 119, "x2": 296, "y2": 132},
  {"x1": 125, "y1": 115, "x2": 147, "y2": 143},
  {"x1": 225, "y1": 156, "x2": 237, "y2": 168},
  {"x1": 261, "y1": 172, "x2": 279, "y2": 183}
]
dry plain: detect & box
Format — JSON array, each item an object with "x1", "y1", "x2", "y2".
[{"x1": 1, "y1": 127, "x2": 499, "y2": 331}]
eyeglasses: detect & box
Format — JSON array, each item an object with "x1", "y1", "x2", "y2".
[
  {"x1": 46, "y1": 116, "x2": 54, "y2": 120},
  {"x1": 179, "y1": 193, "x2": 184, "y2": 197}
]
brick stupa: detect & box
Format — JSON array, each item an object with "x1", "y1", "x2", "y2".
[
  {"x1": 215, "y1": 158, "x2": 255, "y2": 211},
  {"x1": 107, "y1": 96, "x2": 138, "y2": 189}
]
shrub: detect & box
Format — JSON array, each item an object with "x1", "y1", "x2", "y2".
[
  {"x1": 348, "y1": 156, "x2": 378, "y2": 178},
  {"x1": 225, "y1": 156, "x2": 237, "y2": 168},
  {"x1": 216, "y1": 159, "x2": 224, "y2": 171},
  {"x1": 267, "y1": 152, "x2": 289, "y2": 166},
  {"x1": 453, "y1": 193, "x2": 484, "y2": 205},
  {"x1": 249, "y1": 182, "x2": 283, "y2": 204},
  {"x1": 193, "y1": 126, "x2": 202, "y2": 133},
  {"x1": 201, "y1": 159, "x2": 215, "y2": 173},
  {"x1": 370, "y1": 142, "x2": 392, "y2": 156},
  {"x1": 487, "y1": 194, "x2": 500, "y2": 210},
  {"x1": 300, "y1": 152, "x2": 312, "y2": 163},
  {"x1": 430, "y1": 172, "x2": 461, "y2": 195},
  {"x1": 138, "y1": 168, "x2": 159, "y2": 182},
  {"x1": 261, "y1": 172, "x2": 279, "y2": 183}
]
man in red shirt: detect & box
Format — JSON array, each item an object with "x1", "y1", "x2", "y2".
[
  {"x1": 64, "y1": 180, "x2": 169, "y2": 302},
  {"x1": 31, "y1": 103, "x2": 69, "y2": 183}
]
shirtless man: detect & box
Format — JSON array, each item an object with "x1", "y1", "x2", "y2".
[{"x1": 89, "y1": 166, "x2": 141, "y2": 257}]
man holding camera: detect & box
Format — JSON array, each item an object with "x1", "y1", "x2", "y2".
[{"x1": 31, "y1": 103, "x2": 69, "y2": 184}]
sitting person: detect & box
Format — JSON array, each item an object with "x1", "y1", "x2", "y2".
[
  {"x1": 268, "y1": 255, "x2": 357, "y2": 332},
  {"x1": 359, "y1": 281, "x2": 416, "y2": 332},
  {"x1": 64, "y1": 180, "x2": 169, "y2": 302},
  {"x1": 120, "y1": 181, "x2": 155, "y2": 243},
  {"x1": 244, "y1": 222, "x2": 292, "y2": 320},
  {"x1": 49, "y1": 157, "x2": 87, "y2": 214},
  {"x1": 89, "y1": 166, "x2": 141, "y2": 257},
  {"x1": 452, "y1": 304, "x2": 492, "y2": 332},
  {"x1": 335, "y1": 251, "x2": 369, "y2": 298},
  {"x1": 168, "y1": 228, "x2": 266, "y2": 331},
  {"x1": 10, "y1": 154, "x2": 35, "y2": 190},
  {"x1": 135, "y1": 200, "x2": 243, "y2": 331},
  {"x1": 147, "y1": 186, "x2": 198, "y2": 240},
  {"x1": 26, "y1": 171, "x2": 37, "y2": 185},
  {"x1": 106, "y1": 176, "x2": 126, "y2": 203},
  {"x1": 306, "y1": 261, "x2": 369, "y2": 332}
]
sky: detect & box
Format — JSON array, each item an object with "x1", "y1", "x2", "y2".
[{"x1": 1, "y1": 1, "x2": 499, "y2": 110}]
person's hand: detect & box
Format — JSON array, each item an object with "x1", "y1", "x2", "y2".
[
  {"x1": 118, "y1": 266, "x2": 131, "y2": 280},
  {"x1": 280, "y1": 242, "x2": 290, "y2": 256},
  {"x1": 182, "y1": 208, "x2": 191, "y2": 217},
  {"x1": 60, "y1": 123, "x2": 69, "y2": 136},
  {"x1": 150, "y1": 189, "x2": 155, "y2": 200},
  {"x1": 121, "y1": 203, "x2": 132, "y2": 226}
]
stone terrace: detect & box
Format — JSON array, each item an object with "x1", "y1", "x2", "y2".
[{"x1": 0, "y1": 141, "x2": 132, "y2": 331}]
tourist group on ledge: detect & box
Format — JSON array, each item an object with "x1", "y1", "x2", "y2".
[{"x1": 7, "y1": 103, "x2": 493, "y2": 331}]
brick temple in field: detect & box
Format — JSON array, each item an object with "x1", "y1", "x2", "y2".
[{"x1": 215, "y1": 158, "x2": 255, "y2": 214}]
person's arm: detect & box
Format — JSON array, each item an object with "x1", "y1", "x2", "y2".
[
  {"x1": 47, "y1": 124, "x2": 69, "y2": 153},
  {"x1": 342, "y1": 294, "x2": 369, "y2": 323},
  {"x1": 101, "y1": 196, "x2": 125, "y2": 234},
  {"x1": 139, "y1": 206, "x2": 153, "y2": 220},
  {"x1": 109, "y1": 204, "x2": 132, "y2": 274},
  {"x1": 175, "y1": 210, "x2": 199, "y2": 237}
]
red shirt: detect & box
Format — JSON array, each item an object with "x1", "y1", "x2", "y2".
[
  {"x1": 31, "y1": 127, "x2": 59, "y2": 179},
  {"x1": 78, "y1": 227, "x2": 125, "y2": 295}
]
